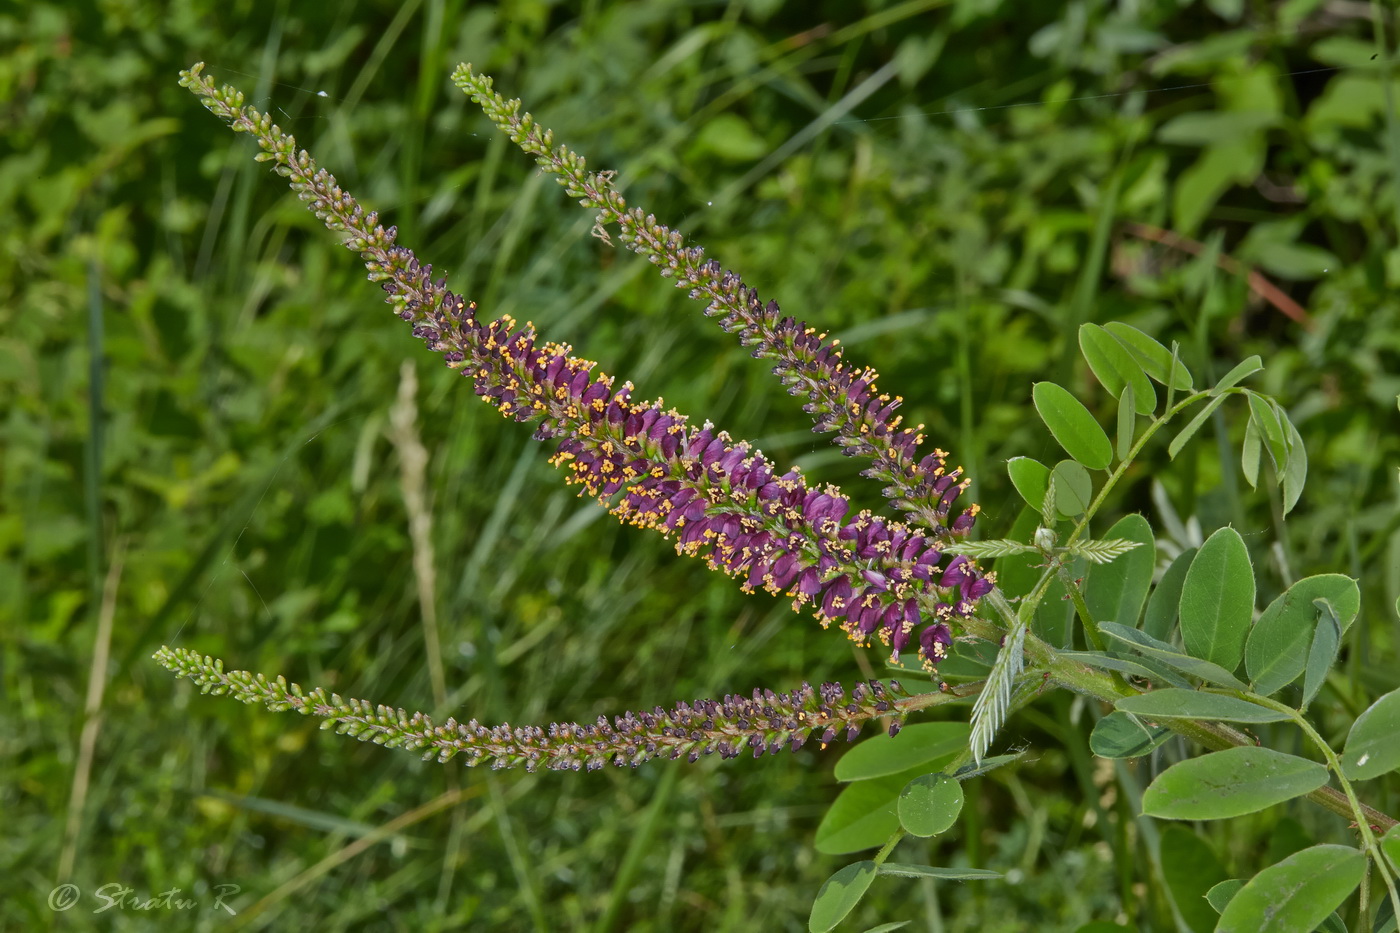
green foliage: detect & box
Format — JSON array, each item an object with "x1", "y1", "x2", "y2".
[
  {"x1": 1088, "y1": 711, "x2": 1171, "y2": 759},
  {"x1": 1034, "y1": 381, "x2": 1114, "y2": 470},
  {"x1": 896, "y1": 773, "x2": 963, "y2": 837},
  {"x1": 1098, "y1": 621, "x2": 1247, "y2": 688},
  {"x1": 1115, "y1": 689, "x2": 1290, "y2": 723},
  {"x1": 1216, "y1": 845, "x2": 1366, "y2": 933},
  {"x1": 1245, "y1": 574, "x2": 1360, "y2": 697},
  {"x1": 1178, "y1": 526, "x2": 1255, "y2": 672},
  {"x1": 1159, "y1": 826, "x2": 1228, "y2": 933},
  {"x1": 816, "y1": 761, "x2": 957, "y2": 856},
  {"x1": 1142, "y1": 747, "x2": 1330, "y2": 820},
  {"x1": 833, "y1": 723, "x2": 970, "y2": 782},
  {"x1": 1341, "y1": 689, "x2": 1400, "y2": 781},
  {"x1": 808, "y1": 861, "x2": 877, "y2": 933}
]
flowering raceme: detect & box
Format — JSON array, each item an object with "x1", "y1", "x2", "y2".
[
  {"x1": 175, "y1": 63, "x2": 990, "y2": 671},
  {"x1": 153, "y1": 647, "x2": 915, "y2": 771},
  {"x1": 452, "y1": 65, "x2": 981, "y2": 543}
]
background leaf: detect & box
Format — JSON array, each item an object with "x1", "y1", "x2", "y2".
[
  {"x1": 1179, "y1": 527, "x2": 1255, "y2": 672},
  {"x1": 1142, "y1": 747, "x2": 1328, "y2": 820},
  {"x1": 1160, "y1": 826, "x2": 1228, "y2": 933}
]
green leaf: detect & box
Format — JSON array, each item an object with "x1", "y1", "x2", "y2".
[
  {"x1": 1051, "y1": 459, "x2": 1093, "y2": 517},
  {"x1": 817, "y1": 762, "x2": 953, "y2": 854},
  {"x1": 1212, "y1": 356, "x2": 1264, "y2": 394},
  {"x1": 1340, "y1": 688, "x2": 1400, "y2": 780},
  {"x1": 1382, "y1": 825, "x2": 1400, "y2": 874},
  {"x1": 1068, "y1": 538, "x2": 1145, "y2": 564},
  {"x1": 1179, "y1": 527, "x2": 1254, "y2": 672},
  {"x1": 1116, "y1": 384, "x2": 1136, "y2": 461},
  {"x1": 1216, "y1": 845, "x2": 1365, "y2": 933},
  {"x1": 1098, "y1": 621, "x2": 1248, "y2": 689},
  {"x1": 1039, "y1": 477, "x2": 1061, "y2": 532},
  {"x1": 1206, "y1": 879, "x2": 1245, "y2": 914},
  {"x1": 944, "y1": 539, "x2": 1037, "y2": 559},
  {"x1": 1115, "y1": 689, "x2": 1287, "y2": 723},
  {"x1": 1299, "y1": 605, "x2": 1338, "y2": 709},
  {"x1": 1143, "y1": 548, "x2": 1196, "y2": 641},
  {"x1": 1142, "y1": 747, "x2": 1328, "y2": 820},
  {"x1": 877, "y1": 864, "x2": 1002, "y2": 881},
  {"x1": 1317, "y1": 912, "x2": 1349, "y2": 933},
  {"x1": 897, "y1": 773, "x2": 964, "y2": 837},
  {"x1": 834, "y1": 723, "x2": 970, "y2": 782},
  {"x1": 1061, "y1": 650, "x2": 1193, "y2": 688},
  {"x1": 1033, "y1": 382, "x2": 1113, "y2": 470},
  {"x1": 1245, "y1": 575, "x2": 1360, "y2": 696},
  {"x1": 809, "y1": 861, "x2": 877, "y2": 933},
  {"x1": 950, "y1": 752, "x2": 1023, "y2": 780},
  {"x1": 857, "y1": 923, "x2": 910, "y2": 933},
  {"x1": 1102, "y1": 322, "x2": 1195, "y2": 390},
  {"x1": 1167, "y1": 393, "x2": 1229, "y2": 459},
  {"x1": 1247, "y1": 392, "x2": 1289, "y2": 471},
  {"x1": 1083, "y1": 514, "x2": 1156, "y2": 628},
  {"x1": 1089, "y1": 710, "x2": 1172, "y2": 758},
  {"x1": 1080, "y1": 323, "x2": 1156, "y2": 414},
  {"x1": 1006, "y1": 457, "x2": 1050, "y2": 513},
  {"x1": 1241, "y1": 416, "x2": 1262, "y2": 488},
  {"x1": 1160, "y1": 826, "x2": 1228, "y2": 933},
  {"x1": 1280, "y1": 416, "x2": 1307, "y2": 515}
]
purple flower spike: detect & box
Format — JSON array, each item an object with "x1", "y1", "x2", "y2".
[{"x1": 180, "y1": 61, "x2": 991, "y2": 675}]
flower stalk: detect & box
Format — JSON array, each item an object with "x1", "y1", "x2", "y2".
[{"x1": 154, "y1": 647, "x2": 917, "y2": 772}]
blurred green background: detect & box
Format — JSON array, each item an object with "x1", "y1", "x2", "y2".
[{"x1": 4, "y1": 0, "x2": 1400, "y2": 929}]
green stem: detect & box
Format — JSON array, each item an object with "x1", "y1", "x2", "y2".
[
  {"x1": 1055, "y1": 562, "x2": 1105, "y2": 652},
  {"x1": 873, "y1": 829, "x2": 906, "y2": 867}
]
